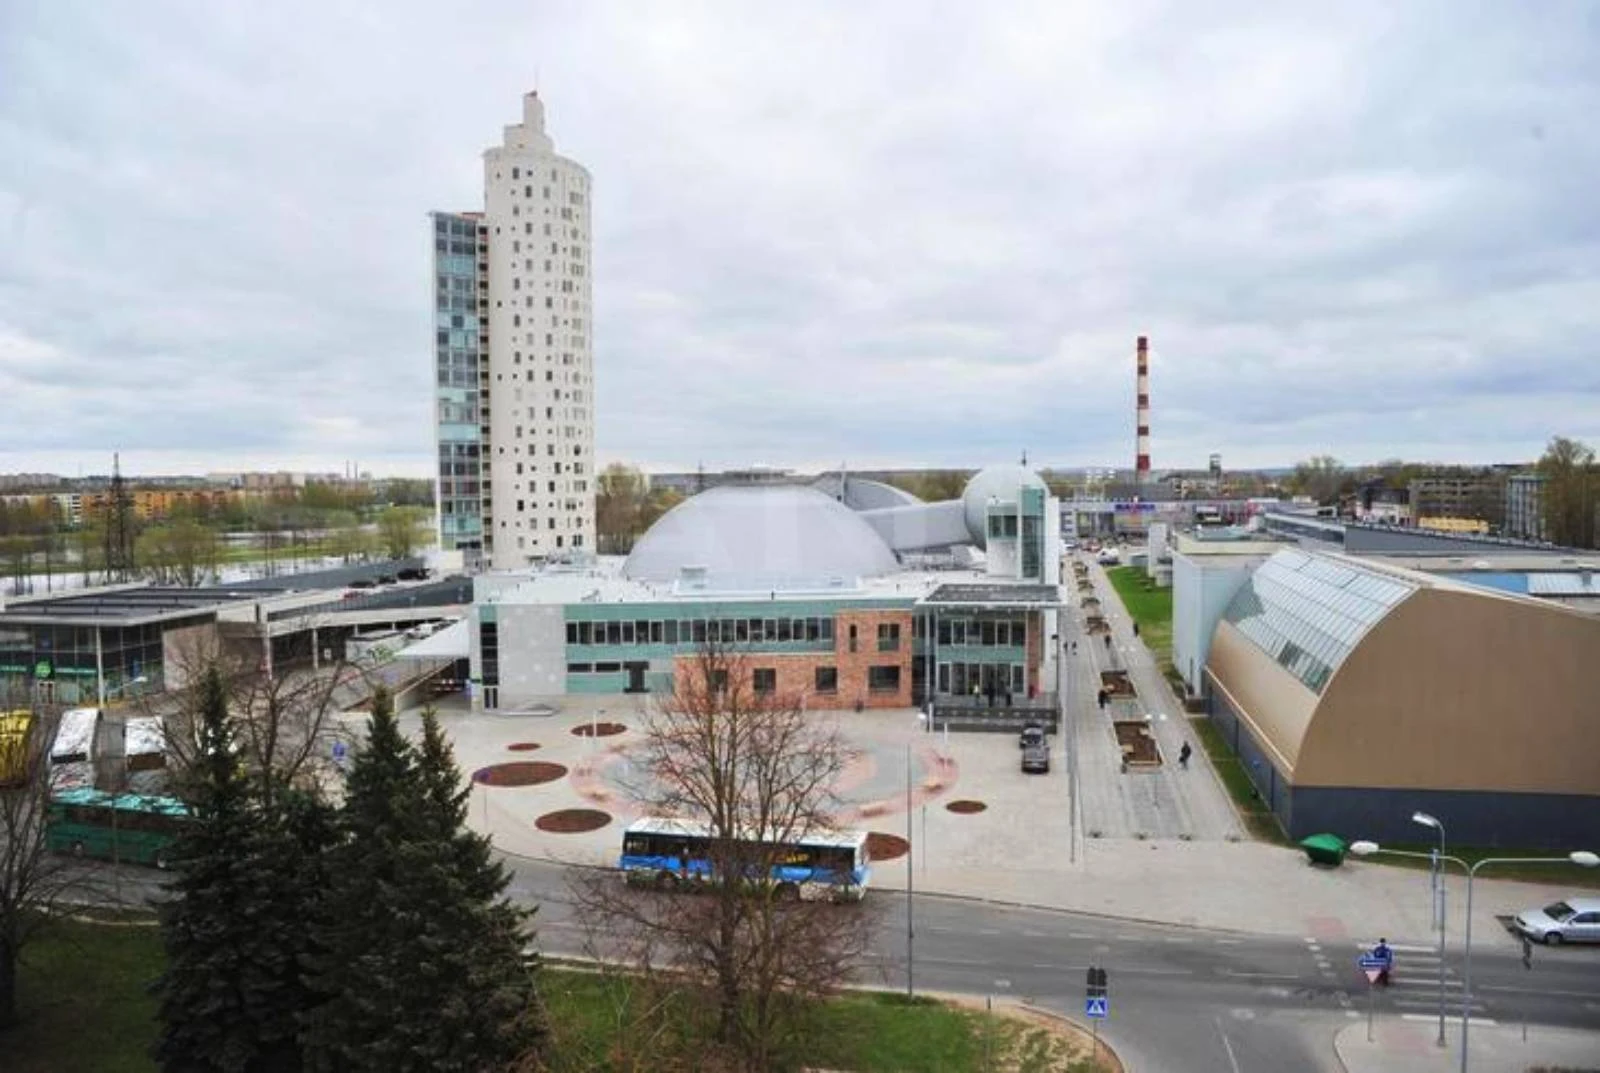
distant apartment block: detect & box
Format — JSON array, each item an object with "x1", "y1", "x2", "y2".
[
  {"x1": 432, "y1": 92, "x2": 595, "y2": 571},
  {"x1": 1504, "y1": 472, "x2": 1546, "y2": 541},
  {"x1": 1408, "y1": 469, "x2": 1509, "y2": 529}
]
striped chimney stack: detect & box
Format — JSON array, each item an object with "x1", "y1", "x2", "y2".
[{"x1": 1135, "y1": 335, "x2": 1151, "y2": 483}]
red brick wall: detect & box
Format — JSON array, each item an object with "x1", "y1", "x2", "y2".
[{"x1": 669, "y1": 608, "x2": 914, "y2": 710}]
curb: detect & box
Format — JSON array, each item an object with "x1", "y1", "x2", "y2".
[{"x1": 490, "y1": 844, "x2": 1267, "y2": 938}]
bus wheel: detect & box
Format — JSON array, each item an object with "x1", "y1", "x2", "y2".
[
  {"x1": 71, "y1": 841, "x2": 85, "y2": 858},
  {"x1": 775, "y1": 882, "x2": 800, "y2": 903},
  {"x1": 656, "y1": 871, "x2": 679, "y2": 892},
  {"x1": 154, "y1": 851, "x2": 171, "y2": 871}
]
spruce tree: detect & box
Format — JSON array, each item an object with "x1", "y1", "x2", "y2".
[
  {"x1": 153, "y1": 667, "x2": 327, "y2": 1073},
  {"x1": 303, "y1": 690, "x2": 542, "y2": 1073}
]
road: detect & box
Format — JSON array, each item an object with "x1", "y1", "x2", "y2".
[
  {"x1": 500, "y1": 855, "x2": 1600, "y2": 1073},
  {"x1": 85, "y1": 854, "x2": 1600, "y2": 1073}
]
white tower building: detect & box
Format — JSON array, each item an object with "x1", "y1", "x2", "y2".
[{"x1": 436, "y1": 91, "x2": 594, "y2": 571}]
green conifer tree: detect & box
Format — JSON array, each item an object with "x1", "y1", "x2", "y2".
[
  {"x1": 153, "y1": 667, "x2": 329, "y2": 1073},
  {"x1": 303, "y1": 691, "x2": 542, "y2": 1073}
]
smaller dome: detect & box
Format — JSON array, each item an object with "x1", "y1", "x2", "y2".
[{"x1": 962, "y1": 466, "x2": 1049, "y2": 546}]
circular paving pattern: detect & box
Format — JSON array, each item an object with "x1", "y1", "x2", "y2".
[
  {"x1": 571, "y1": 722, "x2": 628, "y2": 738},
  {"x1": 945, "y1": 799, "x2": 987, "y2": 814},
  {"x1": 507, "y1": 742, "x2": 542, "y2": 752},
  {"x1": 866, "y1": 832, "x2": 910, "y2": 862},
  {"x1": 472, "y1": 761, "x2": 568, "y2": 787},
  {"x1": 535, "y1": 808, "x2": 612, "y2": 833}
]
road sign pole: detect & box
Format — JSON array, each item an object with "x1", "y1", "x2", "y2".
[{"x1": 1367, "y1": 977, "x2": 1375, "y2": 1043}]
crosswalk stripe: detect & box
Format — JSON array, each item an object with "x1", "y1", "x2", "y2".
[
  {"x1": 1352, "y1": 942, "x2": 1434, "y2": 954},
  {"x1": 1402, "y1": 1013, "x2": 1496, "y2": 1026}
]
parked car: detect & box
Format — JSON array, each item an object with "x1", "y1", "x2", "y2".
[
  {"x1": 1019, "y1": 723, "x2": 1046, "y2": 750},
  {"x1": 1513, "y1": 898, "x2": 1600, "y2": 945},
  {"x1": 1021, "y1": 743, "x2": 1050, "y2": 774}
]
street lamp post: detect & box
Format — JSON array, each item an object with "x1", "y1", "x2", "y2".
[
  {"x1": 1349, "y1": 841, "x2": 1599, "y2": 1072},
  {"x1": 1411, "y1": 811, "x2": 1449, "y2": 1047}
]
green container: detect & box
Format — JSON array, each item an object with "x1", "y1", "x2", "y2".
[{"x1": 1300, "y1": 833, "x2": 1348, "y2": 867}]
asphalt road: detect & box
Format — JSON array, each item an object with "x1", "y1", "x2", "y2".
[
  {"x1": 501, "y1": 855, "x2": 1600, "y2": 1073},
  {"x1": 83, "y1": 855, "x2": 1600, "y2": 1073}
]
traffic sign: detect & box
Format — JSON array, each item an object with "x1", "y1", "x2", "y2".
[
  {"x1": 1357, "y1": 954, "x2": 1388, "y2": 970},
  {"x1": 1085, "y1": 965, "x2": 1109, "y2": 998},
  {"x1": 1085, "y1": 995, "x2": 1108, "y2": 1019},
  {"x1": 1363, "y1": 968, "x2": 1383, "y2": 984}
]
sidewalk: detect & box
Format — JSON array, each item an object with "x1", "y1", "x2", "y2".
[{"x1": 1335, "y1": 1017, "x2": 1600, "y2": 1073}]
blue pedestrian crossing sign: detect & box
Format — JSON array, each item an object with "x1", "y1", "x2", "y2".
[
  {"x1": 1085, "y1": 995, "x2": 1109, "y2": 1019},
  {"x1": 1357, "y1": 954, "x2": 1388, "y2": 970}
]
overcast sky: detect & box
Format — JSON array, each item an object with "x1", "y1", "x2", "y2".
[{"x1": 2, "y1": 1, "x2": 1597, "y2": 479}]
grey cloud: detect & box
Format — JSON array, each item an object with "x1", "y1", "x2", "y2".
[{"x1": 1, "y1": 0, "x2": 1598, "y2": 477}]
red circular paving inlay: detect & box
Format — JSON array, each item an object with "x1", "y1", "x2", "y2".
[
  {"x1": 507, "y1": 742, "x2": 541, "y2": 752},
  {"x1": 946, "y1": 800, "x2": 987, "y2": 814},
  {"x1": 866, "y1": 832, "x2": 910, "y2": 861},
  {"x1": 571, "y1": 722, "x2": 628, "y2": 738},
  {"x1": 472, "y1": 761, "x2": 568, "y2": 786},
  {"x1": 536, "y1": 808, "x2": 612, "y2": 833}
]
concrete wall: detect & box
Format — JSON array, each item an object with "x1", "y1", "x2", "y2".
[
  {"x1": 1171, "y1": 552, "x2": 1263, "y2": 695},
  {"x1": 479, "y1": 601, "x2": 566, "y2": 709}
]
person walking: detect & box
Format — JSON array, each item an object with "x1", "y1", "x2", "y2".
[
  {"x1": 1132, "y1": 621, "x2": 1141, "y2": 638},
  {"x1": 1070, "y1": 640, "x2": 1077, "y2": 655},
  {"x1": 1178, "y1": 741, "x2": 1192, "y2": 769},
  {"x1": 1104, "y1": 633, "x2": 1112, "y2": 650}
]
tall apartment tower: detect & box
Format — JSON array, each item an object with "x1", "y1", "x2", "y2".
[{"x1": 432, "y1": 91, "x2": 595, "y2": 571}]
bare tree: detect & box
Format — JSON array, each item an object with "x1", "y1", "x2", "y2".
[
  {"x1": 572, "y1": 642, "x2": 878, "y2": 1070},
  {"x1": 0, "y1": 701, "x2": 106, "y2": 1028},
  {"x1": 143, "y1": 628, "x2": 358, "y2": 806}
]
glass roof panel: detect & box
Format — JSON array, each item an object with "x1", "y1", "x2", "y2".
[{"x1": 1221, "y1": 550, "x2": 1417, "y2": 694}]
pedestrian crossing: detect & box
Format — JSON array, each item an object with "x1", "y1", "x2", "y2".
[{"x1": 1345, "y1": 942, "x2": 1494, "y2": 1021}]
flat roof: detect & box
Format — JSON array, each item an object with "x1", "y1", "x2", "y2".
[
  {"x1": 919, "y1": 582, "x2": 1062, "y2": 608},
  {"x1": 0, "y1": 586, "x2": 258, "y2": 626},
  {"x1": 484, "y1": 559, "x2": 1060, "y2": 609}
]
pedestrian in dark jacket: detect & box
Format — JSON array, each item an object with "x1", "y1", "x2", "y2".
[{"x1": 1178, "y1": 741, "x2": 1192, "y2": 769}]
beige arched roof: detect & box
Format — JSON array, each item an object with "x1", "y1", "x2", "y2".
[
  {"x1": 1298, "y1": 586, "x2": 1600, "y2": 793},
  {"x1": 1207, "y1": 550, "x2": 1600, "y2": 796}
]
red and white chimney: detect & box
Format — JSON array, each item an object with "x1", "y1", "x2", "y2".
[{"x1": 1135, "y1": 336, "x2": 1151, "y2": 483}]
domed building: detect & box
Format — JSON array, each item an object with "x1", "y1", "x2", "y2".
[
  {"x1": 623, "y1": 485, "x2": 899, "y2": 587},
  {"x1": 463, "y1": 466, "x2": 1066, "y2": 714}
]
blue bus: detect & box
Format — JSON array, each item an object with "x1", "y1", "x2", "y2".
[{"x1": 620, "y1": 816, "x2": 871, "y2": 902}]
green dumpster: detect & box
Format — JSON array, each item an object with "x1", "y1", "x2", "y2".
[{"x1": 1300, "y1": 833, "x2": 1348, "y2": 867}]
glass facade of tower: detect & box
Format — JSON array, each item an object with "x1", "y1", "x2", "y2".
[{"x1": 432, "y1": 212, "x2": 487, "y2": 563}]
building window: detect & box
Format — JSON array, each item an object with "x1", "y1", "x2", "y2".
[
  {"x1": 710, "y1": 669, "x2": 728, "y2": 694},
  {"x1": 814, "y1": 666, "x2": 838, "y2": 693},
  {"x1": 868, "y1": 666, "x2": 901, "y2": 693},
  {"x1": 877, "y1": 622, "x2": 901, "y2": 652},
  {"x1": 753, "y1": 668, "x2": 776, "y2": 695},
  {"x1": 848, "y1": 624, "x2": 858, "y2": 653}
]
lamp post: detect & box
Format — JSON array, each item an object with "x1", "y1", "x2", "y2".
[
  {"x1": 1349, "y1": 841, "x2": 1599, "y2": 1072},
  {"x1": 1411, "y1": 811, "x2": 1449, "y2": 1047}
]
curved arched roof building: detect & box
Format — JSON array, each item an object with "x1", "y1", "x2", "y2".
[
  {"x1": 1205, "y1": 549, "x2": 1600, "y2": 848},
  {"x1": 622, "y1": 484, "x2": 901, "y2": 586}
]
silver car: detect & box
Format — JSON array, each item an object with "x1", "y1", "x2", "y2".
[{"x1": 1513, "y1": 897, "x2": 1600, "y2": 945}]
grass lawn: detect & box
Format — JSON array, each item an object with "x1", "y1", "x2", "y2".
[
  {"x1": 543, "y1": 971, "x2": 1104, "y2": 1072},
  {"x1": 8, "y1": 916, "x2": 161, "y2": 1073},
  {"x1": 9, "y1": 922, "x2": 1106, "y2": 1073},
  {"x1": 1101, "y1": 566, "x2": 1173, "y2": 665},
  {"x1": 1188, "y1": 716, "x2": 1288, "y2": 845}
]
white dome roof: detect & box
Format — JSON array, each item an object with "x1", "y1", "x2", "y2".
[
  {"x1": 961, "y1": 466, "x2": 1049, "y2": 546},
  {"x1": 623, "y1": 485, "x2": 900, "y2": 585}
]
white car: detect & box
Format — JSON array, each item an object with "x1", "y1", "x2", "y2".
[
  {"x1": 1096, "y1": 547, "x2": 1121, "y2": 565},
  {"x1": 1513, "y1": 897, "x2": 1600, "y2": 945}
]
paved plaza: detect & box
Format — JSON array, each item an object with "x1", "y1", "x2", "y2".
[{"x1": 371, "y1": 554, "x2": 1587, "y2": 952}]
